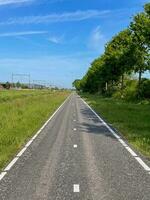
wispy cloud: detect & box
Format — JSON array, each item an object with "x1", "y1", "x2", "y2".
[
  {"x1": 0, "y1": 31, "x2": 47, "y2": 37},
  {"x1": 88, "y1": 26, "x2": 106, "y2": 53},
  {"x1": 0, "y1": 10, "x2": 110, "y2": 25},
  {"x1": 48, "y1": 35, "x2": 64, "y2": 44},
  {"x1": 0, "y1": 0, "x2": 34, "y2": 6}
]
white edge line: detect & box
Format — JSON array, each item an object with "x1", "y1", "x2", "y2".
[
  {"x1": 4, "y1": 157, "x2": 19, "y2": 172},
  {"x1": 80, "y1": 96, "x2": 150, "y2": 173},
  {"x1": 118, "y1": 139, "x2": 128, "y2": 147},
  {"x1": 16, "y1": 147, "x2": 27, "y2": 157},
  {"x1": 135, "y1": 157, "x2": 150, "y2": 171},
  {"x1": 0, "y1": 93, "x2": 72, "y2": 181},
  {"x1": 125, "y1": 146, "x2": 137, "y2": 157},
  {"x1": 25, "y1": 139, "x2": 34, "y2": 147},
  {"x1": 0, "y1": 172, "x2": 7, "y2": 181}
]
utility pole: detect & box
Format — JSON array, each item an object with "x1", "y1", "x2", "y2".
[{"x1": 12, "y1": 73, "x2": 31, "y2": 89}]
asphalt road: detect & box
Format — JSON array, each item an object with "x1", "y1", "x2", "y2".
[{"x1": 0, "y1": 93, "x2": 150, "y2": 200}]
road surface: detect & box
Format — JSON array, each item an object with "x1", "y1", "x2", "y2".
[{"x1": 0, "y1": 93, "x2": 150, "y2": 200}]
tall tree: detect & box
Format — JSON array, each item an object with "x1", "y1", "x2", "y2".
[
  {"x1": 130, "y1": 3, "x2": 150, "y2": 85},
  {"x1": 104, "y1": 29, "x2": 133, "y2": 90}
]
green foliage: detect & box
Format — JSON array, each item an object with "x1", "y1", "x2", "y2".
[
  {"x1": 137, "y1": 79, "x2": 150, "y2": 99},
  {"x1": 130, "y1": 3, "x2": 150, "y2": 84},
  {"x1": 72, "y1": 79, "x2": 81, "y2": 91},
  {"x1": 73, "y1": 3, "x2": 150, "y2": 99}
]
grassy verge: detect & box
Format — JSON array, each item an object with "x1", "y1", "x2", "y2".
[
  {"x1": 81, "y1": 93, "x2": 150, "y2": 159},
  {"x1": 0, "y1": 90, "x2": 70, "y2": 170}
]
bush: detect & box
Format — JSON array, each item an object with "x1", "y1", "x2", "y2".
[
  {"x1": 137, "y1": 79, "x2": 150, "y2": 99},
  {"x1": 113, "y1": 80, "x2": 138, "y2": 101}
]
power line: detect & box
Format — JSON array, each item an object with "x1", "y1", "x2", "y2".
[{"x1": 12, "y1": 73, "x2": 31, "y2": 88}]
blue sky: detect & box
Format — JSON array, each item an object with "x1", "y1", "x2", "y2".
[{"x1": 0, "y1": 0, "x2": 148, "y2": 88}]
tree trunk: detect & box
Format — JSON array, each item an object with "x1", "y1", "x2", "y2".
[
  {"x1": 139, "y1": 69, "x2": 142, "y2": 87},
  {"x1": 121, "y1": 74, "x2": 124, "y2": 90},
  {"x1": 105, "y1": 82, "x2": 108, "y2": 91}
]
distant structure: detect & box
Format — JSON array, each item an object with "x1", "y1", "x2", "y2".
[
  {"x1": 32, "y1": 80, "x2": 47, "y2": 89},
  {"x1": 0, "y1": 73, "x2": 60, "y2": 90},
  {"x1": 12, "y1": 73, "x2": 31, "y2": 88}
]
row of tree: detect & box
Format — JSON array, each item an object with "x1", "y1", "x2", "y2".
[{"x1": 73, "y1": 3, "x2": 150, "y2": 97}]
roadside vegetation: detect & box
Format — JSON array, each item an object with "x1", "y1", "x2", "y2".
[
  {"x1": 0, "y1": 90, "x2": 70, "y2": 170},
  {"x1": 73, "y1": 3, "x2": 150, "y2": 100},
  {"x1": 73, "y1": 3, "x2": 150, "y2": 157},
  {"x1": 81, "y1": 93, "x2": 150, "y2": 158}
]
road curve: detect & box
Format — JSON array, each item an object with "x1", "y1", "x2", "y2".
[{"x1": 0, "y1": 93, "x2": 150, "y2": 200}]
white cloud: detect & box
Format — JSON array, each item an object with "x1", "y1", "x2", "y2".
[
  {"x1": 88, "y1": 26, "x2": 106, "y2": 53},
  {"x1": 48, "y1": 35, "x2": 64, "y2": 44},
  {"x1": 0, "y1": 31, "x2": 47, "y2": 37},
  {"x1": 0, "y1": 0, "x2": 34, "y2": 6},
  {"x1": 0, "y1": 10, "x2": 110, "y2": 25}
]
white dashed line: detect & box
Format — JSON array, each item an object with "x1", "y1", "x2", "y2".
[
  {"x1": 73, "y1": 184, "x2": 80, "y2": 192},
  {"x1": 81, "y1": 97, "x2": 150, "y2": 173},
  {"x1": 74, "y1": 144, "x2": 78, "y2": 148}
]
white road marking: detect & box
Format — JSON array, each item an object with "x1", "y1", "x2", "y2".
[
  {"x1": 4, "y1": 157, "x2": 19, "y2": 171},
  {"x1": 0, "y1": 172, "x2": 7, "y2": 181},
  {"x1": 25, "y1": 140, "x2": 34, "y2": 147},
  {"x1": 16, "y1": 147, "x2": 27, "y2": 157},
  {"x1": 73, "y1": 184, "x2": 80, "y2": 192},
  {"x1": 74, "y1": 144, "x2": 78, "y2": 148},
  {"x1": 81, "y1": 97, "x2": 150, "y2": 173},
  {"x1": 0, "y1": 94, "x2": 72, "y2": 182},
  {"x1": 32, "y1": 133, "x2": 38, "y2": 140},
  {"x1": 135, "y1": 157, "x2": 150, "y2": 171},
  {"x1": 118, "y1": 139, "x2": 128, "y2": 147},
  {"x1": 125, "y1": 146, "x2": 137, "y2": 157},
  {"x1": 112, "y1": 132, "x2": 120, "y2": 139}
]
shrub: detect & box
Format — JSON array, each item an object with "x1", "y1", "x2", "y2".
[{"x1": 137, "y1": 79, "x2": 150, "y2": 99}]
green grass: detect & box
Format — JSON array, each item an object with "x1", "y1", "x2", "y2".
[
  {"x1": 0, "y1": 89, "x2": 54, "y2": 102},
  {"x1": 81, "y1": 93, "x2": 150, "y2": 158},
  {"x1": 0, "y1": 90, "x2": 70, "y2": 170}
]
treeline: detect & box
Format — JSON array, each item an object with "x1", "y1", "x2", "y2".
[
  {"x1": 0, "y1": 82, "x2": 30, "y2": 89},
  {"x1": 73, "y1": 3, "x2": 150, "y2": 100}
]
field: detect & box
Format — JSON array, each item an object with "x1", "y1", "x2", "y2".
[
  {"x1": 0, "y1": 90, "x2": 70, "y2": 170},
  {"x1": 81, "y1": 93, "x2": 150, "y2": 158}
]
